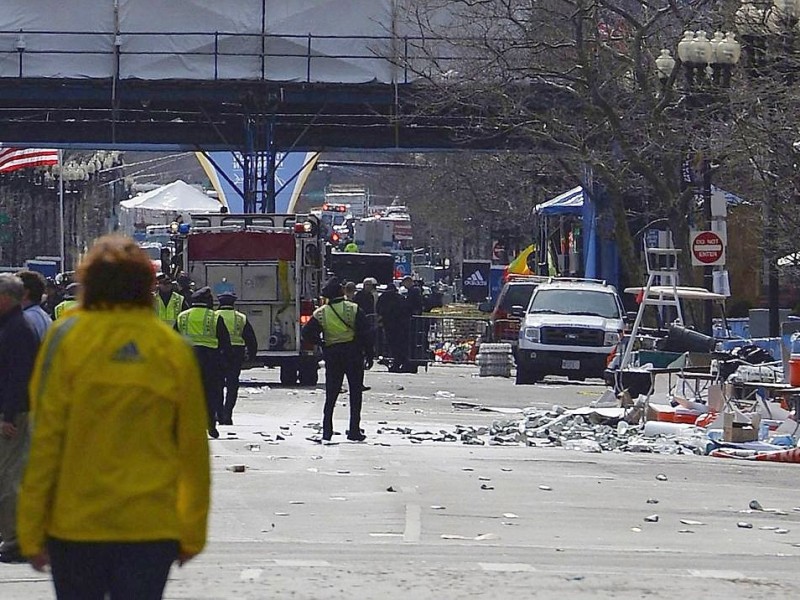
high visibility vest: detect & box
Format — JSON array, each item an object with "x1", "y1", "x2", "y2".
[
  {"x1": 176, "y1": 307, "x2": 220, "y2": 349},
  {"x1": 344, "y1": 242, "x2": 359, "y2": 253},
  {"x1": 313, "y1": 301, "x2": 357, "y2": 346},
  {"x1": 216, "y1": 308, "x2": 247, "y2": 346},
  {"x1": 154, "y1": 292, "x2": 183, "y2": 327},
  {"x1": 54, "y1": 299, "x2": 78, "y2": 320}
]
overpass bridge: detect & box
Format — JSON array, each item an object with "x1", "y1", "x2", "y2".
[{"x1": 0, "y1": 1, "x2": 547, "y2": 210}]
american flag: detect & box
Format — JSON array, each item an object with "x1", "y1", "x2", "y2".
[{"x1": 0, "y1": 148, "x2": 59, "y2": 173}]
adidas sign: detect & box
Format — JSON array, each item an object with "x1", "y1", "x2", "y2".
[{"x1": 464, "y1": 270, "x2": 487, "y2": 286}]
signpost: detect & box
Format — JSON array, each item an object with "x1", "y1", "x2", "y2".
[{"x1": 690, "y1": 230, "x2": 726, "y2": 267}]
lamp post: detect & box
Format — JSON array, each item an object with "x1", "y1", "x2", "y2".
[
  {"x1": 735, "y1": 0, "x2": 793, "y2": 338},
  {"x1": 656, "y1": 30, "x2": 741, "y2": 335}
]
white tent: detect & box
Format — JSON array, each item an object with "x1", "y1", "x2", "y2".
[{"x1": 118, "y1": 180, "x2": 222, "y2": 235}]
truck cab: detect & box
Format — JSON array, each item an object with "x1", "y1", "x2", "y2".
[
  {"x1": 174, "y1": 213, "x2": 324, "y2": 385},
  {"x1": 515, "y1": 278, "x2": 625, "y2": 384}
]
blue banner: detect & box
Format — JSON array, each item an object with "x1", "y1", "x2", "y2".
[{"x1": 205, "y1": 152, "x2": 313, "y2": 213}]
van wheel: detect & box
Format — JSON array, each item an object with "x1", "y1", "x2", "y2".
[
  {"x1": 515, "y1": 367, "x2": 541, "y2": 385},
  {"x1": 298, "y1": 359, "x2": 319, "y2": 386},
  {"x1": 280, "y1": 364, "x2": 298, "y2": 385}
]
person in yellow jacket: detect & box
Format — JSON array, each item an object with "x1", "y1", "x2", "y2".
[
  {"x1": 215, "y1": 292, "x2": 258, "y2": 425},
  {"x1": 17, "y1": 235, "x2": 210, "y2": 600},
  {"x1": 175, "y1": 287, "x2": 231, "y2": 439},
  {"x1": 301, "y1": 277, "x2": 373, "y2": 444},
  {"x1": 53, "y1": 282, "x2": 80, "y2": 320},
  {"x1": 154, "y1": 272, "x2": 188, "y2": 327}
]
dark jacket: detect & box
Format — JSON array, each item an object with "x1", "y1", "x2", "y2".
[
  {"x1": 405, "y1": 285, "x2": 424, "y2": 316},
  {"x1": 376, "y1": 288, "x2": 406, "y2": 329},
  {"x1": 353, "y1": 289, "x2": 378, "y2": 316},
  {"x1": 301, "y1": 297, "x2": 374, "y2": 360},
  {"x1": 0, "y1": 305, "x2": 39, "y2": 422}
]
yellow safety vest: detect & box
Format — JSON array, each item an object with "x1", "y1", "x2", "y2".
[
  {"x1": 54, "y1": 299, "x2": 78, "y2": 320},
  {"x1": 313, "y1": 301, "x2": 357, "y2": 346},
  {"x1": 176, "y1": 307, "x2": 220, "y2": 349},
  {"x1": 154, "y1": 292, "x2": 183, "y2": 327},
  {"x1": 216, "y1": 309, "x2": 247, "y2": 346}
]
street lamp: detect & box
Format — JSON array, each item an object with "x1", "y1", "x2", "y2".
[
  {"x1": 735, "y1": 0, "x2": 796, "y2": 337},
  {"x1": 657, "y1": 29, "x2": 741, "y2": 334}
]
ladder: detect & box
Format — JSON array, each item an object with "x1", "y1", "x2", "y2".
[{"x1": 619, "y1": 244, "x2": 682, "y2": 370}]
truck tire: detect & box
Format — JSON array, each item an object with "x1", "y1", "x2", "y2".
[
  {"x1": 280, "y1": 364, "x2": 298, "y2": 385},
  {"x1": 298, "y1": 358, "x2": 319, "y2": 386},
  {"x1": 515, "y1": 366, "x2": 541, "y2": 385}
]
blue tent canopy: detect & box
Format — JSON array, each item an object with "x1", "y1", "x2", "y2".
[
  {"x1": 535, "y1": 185, "x2": 745, "y2": 216},
  {"x1": 534, "y1": 186, "x2": 584, "y2": 215}
]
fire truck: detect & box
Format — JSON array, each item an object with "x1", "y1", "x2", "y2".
[{"x1": 173, "y1": 213, "x2": 324, "y2": 385}]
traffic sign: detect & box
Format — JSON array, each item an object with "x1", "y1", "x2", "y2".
[{"x1": 690, "y1": 230, "x2": 726, "y2": 266}]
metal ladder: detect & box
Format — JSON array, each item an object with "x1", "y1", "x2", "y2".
[{"x1": 619, "y1": 245, "x2": 683, "y2": 369}]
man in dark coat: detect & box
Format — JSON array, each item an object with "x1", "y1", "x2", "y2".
[
  {"x1": 376, "y1": 283, "x2": 409, "y2": 372},
  {"x1": 0, "y1": 274, "x2": 40, "y2": 563}
]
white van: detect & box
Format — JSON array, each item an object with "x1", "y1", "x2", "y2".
[{"x1": 515, "y1": 278, "x2": 625, "y2": 384}]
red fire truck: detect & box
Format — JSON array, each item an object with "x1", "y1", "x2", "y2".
[{"x1": 174, "y1": 213, "x2": 324, "y2": 385}]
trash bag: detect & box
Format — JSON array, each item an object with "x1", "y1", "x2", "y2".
[{"x1": 731, "y1": 344, "x2": 774, "y2": 364}]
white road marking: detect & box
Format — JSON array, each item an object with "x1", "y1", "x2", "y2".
[
  {"x1": 688, "y1": 570, "x2": 746, "y2": 580},
  {"x1": 274, "y1": 559, "x2": 331, "y2": 567},
  {"x1": 240, "y1": 568, "x2": 263, "y2": 581},
  {"x1": 404, "y1": 503, "x2": 421, "y2": 543},
  {"x1": 479, "y1": 563, "x2": 537, "y2": 572}
]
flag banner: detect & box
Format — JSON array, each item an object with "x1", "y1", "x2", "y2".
[
  {"x1": 0, "y1": 148, "x2": 59, "y2": 173},
  {"x1": 506, "y1": 244, "x2": 535, "y2": 276}
]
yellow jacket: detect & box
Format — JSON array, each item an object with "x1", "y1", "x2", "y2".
[{"x1": 18, "y1": 307, "x2": 210, "y2": 557}]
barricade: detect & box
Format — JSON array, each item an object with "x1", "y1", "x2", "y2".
[{"x1": 371, "y1": 314, "x2": 490, "y2": 368}]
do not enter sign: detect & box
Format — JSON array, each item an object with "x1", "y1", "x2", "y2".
[{"x1": 691, "y1": 230, "x2": 726, "y2": 266}]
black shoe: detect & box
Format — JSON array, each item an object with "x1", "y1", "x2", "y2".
[
  {"x1": 361, "y1": 386, "x2": 372, "y2": 392},
  {"x1": 347, "y1": 432, "x2": 367, "y2": 442},
  {"x1": 219, "y1": 417, "x2": 233, "y2": 426},
  {"x1": 346, "y1": 428, "x2": 365, "y2": 436},
  {"x1": 208, "y1": 427, "x2": 220, "y2": 439},
  {"x1": 0, "y1": 550, "x2": 25, "y2": 564}
]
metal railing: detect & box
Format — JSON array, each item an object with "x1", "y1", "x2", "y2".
[{"x1": 0, "y1": 30, "x2": 480, "y2": 83}]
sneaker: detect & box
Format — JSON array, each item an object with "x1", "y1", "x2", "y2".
[
  {"x1": 208, "y1": 427, "x2": 220, "y2": 439},
  {"x1": 0, "y1": 549, "x2": 25, "y2": 564},
  {"x1": 322, "y1": 438, "x2": 338, "y2": 446},
  {"x1": 347, "y1": 432, "x2": 367, "y2": 442}
]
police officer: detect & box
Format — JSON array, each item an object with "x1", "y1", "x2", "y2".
[
  {"x1": 175, "y1": 287, "x2": 231, "y2": 438},
  {"x1": 154, "y1": 273, "x2": 188, "y2": 328},
  {"x1": 302, "y1": 277, "x2": 373, "y2": 444},
  {"x1": 53, "y1": 283, "x2": 80, "y2": 320},
  {"x1": 215, "y1": 292, "x2": 258, "y2": 425}
]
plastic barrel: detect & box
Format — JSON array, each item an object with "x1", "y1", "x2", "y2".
[{"x1": 789, "y1": 355, "x2": 800, "y2": 387}]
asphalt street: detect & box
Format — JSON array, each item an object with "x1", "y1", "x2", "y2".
[{"x1": 5, "y1": 364, "x2": 800, "y2": 599}]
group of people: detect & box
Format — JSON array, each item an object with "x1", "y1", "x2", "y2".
[
  {"x1": 154, "y1": 273, "x2": 258, "y2": 438},
  {"x1": 355, "y1": 275, "x2": 424, "y2": 373},
  {"x1": 0, "y1": 235, "x2": 211, "y2": 599}
]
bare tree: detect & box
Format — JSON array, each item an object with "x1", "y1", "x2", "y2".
[{"x1": 390, "y1": 0, "x2": 800, "y2": 292}]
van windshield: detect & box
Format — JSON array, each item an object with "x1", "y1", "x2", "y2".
[{"x1": 528, "y1": 289, "x2": 621, "y2": 319}]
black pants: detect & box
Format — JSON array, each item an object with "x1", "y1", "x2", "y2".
[
  {"x1": 194, "y1": 346, "x2": 223, "y2": 428},
  {"x1": 222, "y1": 346, "x2": 245, "y2": 420},
  {"x1": 322, "y1": 342, "x2": 364, "y2": 440},
  {"x1": 385, "y1": 325, "x2": 409, "y2": 371},
  {"x1": 48, "y1": 538, "x2": 178, "y2": 600}
]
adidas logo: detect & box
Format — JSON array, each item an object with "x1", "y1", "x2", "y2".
[
  {"x1": 112, "y1": 341, "x2": 143, "y2": 363},
  {"x1": 464, "y1": 270, "x2": 487, "y2": 285}
]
